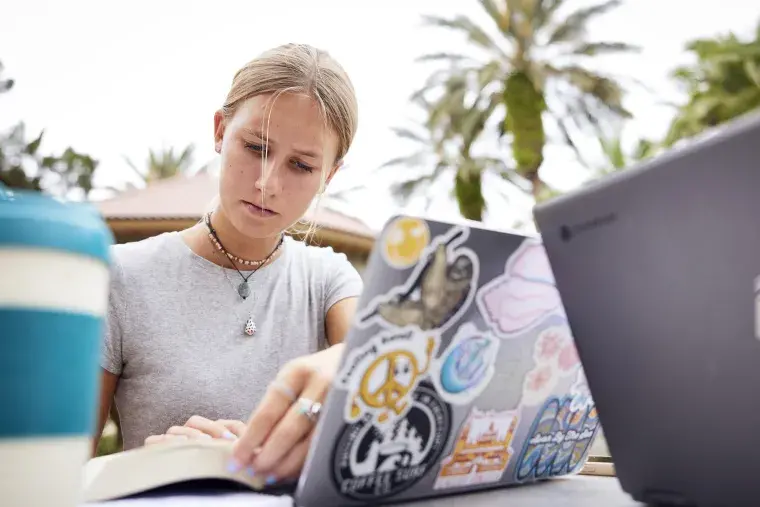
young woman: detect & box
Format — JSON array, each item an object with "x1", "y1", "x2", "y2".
[{"x1": 96, "y1": 43, "x2": 363, "y2": 486}]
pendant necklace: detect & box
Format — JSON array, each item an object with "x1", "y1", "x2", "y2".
[{"x1": 203, "y1": 211, "x2": 284, "y2": 336}]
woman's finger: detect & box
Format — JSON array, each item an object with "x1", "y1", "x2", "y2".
[
  {"x1": 266, "y1": 434, "x2": 314, "y2": 485},
  {"x1": 231, "y1": 362, "x2": 311, "y2": 470},
  {"x1": 167, "y1": 425, "x2": 213, "y2": 440},
  {"x1": 250, "y1": 368, "x2": 330, "y2": 474},
  {"x1": 185, "y1": 415, "x2": 237, "y2": 440},
  {"x1": 216, "y1": 419, "x2": 246, "y2": 438}
]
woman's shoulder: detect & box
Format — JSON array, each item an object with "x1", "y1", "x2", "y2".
[
  {"x1": 285, "y1": 236, "x2": 353, "y2": 267},
  {"x1": 109, "y1": 232, "x2": 179, "y2": 278}
]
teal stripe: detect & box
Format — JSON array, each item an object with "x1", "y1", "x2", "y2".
[{"x1": 0, "y1": 309, "x2": 103, "y2": 438}]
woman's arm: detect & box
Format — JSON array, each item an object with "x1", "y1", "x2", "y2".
[
  {"x1": 325, "y1": 296, "x2": 358, "y2": 347},
  {"x1": 92, "y1": 369, "x2": 119, "y2": 456}
]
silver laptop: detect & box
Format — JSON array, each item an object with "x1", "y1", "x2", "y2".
[
  {"x1": 296, "y1": 216, "x2": 602, "y2": 505},
  {"x1": 533, "y1": 111, "x2": 760, "y2": 507}
]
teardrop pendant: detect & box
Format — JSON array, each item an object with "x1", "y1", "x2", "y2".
[
  {"x1": 238, "y1": 281, "x2": 251, "y2": 299},
  {"x1": 244, "y1": 317, "x2": 256, "y2": 337}
]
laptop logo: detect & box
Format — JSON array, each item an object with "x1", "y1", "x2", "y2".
[{"x1": 559, "y1": 213, "x2": 617, "y2": 242}]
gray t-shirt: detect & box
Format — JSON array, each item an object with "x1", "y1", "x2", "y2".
[{"x1": 101, "y1": 231, "x2": 363, "y2": 450}]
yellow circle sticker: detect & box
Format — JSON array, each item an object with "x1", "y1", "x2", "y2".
[{"x1": 382, "y1": 216, "x2": 431, "y2": 269}]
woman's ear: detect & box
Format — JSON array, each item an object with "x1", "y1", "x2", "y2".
[
  {"x1": 213, "y1": 110, "x2": 225, "y2": 154},
  {"x1": 324, "y1": 160, "x2": 344, "y2": 189}
]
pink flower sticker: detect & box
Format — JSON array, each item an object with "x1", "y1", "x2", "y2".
[
  {"x1": 526, "y1": 364, "x2": 554, "y2": 392},
  {"x1": 558, "y1": 343, "x2": 580, "y2": 372},
  {"x1": 535, "y1": 329, "x2": 564, "y2": 361}
]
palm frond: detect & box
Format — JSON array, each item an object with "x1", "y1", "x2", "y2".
[
  {"x1": 547, "y1": 0, "x2": 623, "y2": 45},
  {"x1": 389, "y1": 127, "x2": 428, "y2": 144},
  {"x1": 422, "y1": 15, "x2": 508, "y2": 59},
  {"x1": 415, "y1": 53, "x2": 475, "y2": 64},
  {"x1": 379, "y1": 151, "x2": 428, "y2": 169},
  {"x1": 533, "y1": 0, "x2": 568, "y2": 30},
  {"x1": 477, "y1": 0, "x2": 510, "y2": 33},
  {"x1": 553, "y1": 65, "x2": 630, "y2": 117},
  {"x1": 569, "y1": 41, "x2": 639, "y2": 56},
  {"x1": 389, "y1": 162, "x2": 451, "y2": 206}
]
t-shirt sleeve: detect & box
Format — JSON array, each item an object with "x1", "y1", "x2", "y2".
[
  {"x1": 100, "y1": 254, "x2": 125, "y2": 376},
  {"x1": 323, "y1": 248, "x2": 364, "y2": 314}
]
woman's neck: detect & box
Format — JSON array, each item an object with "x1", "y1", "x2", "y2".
[
  {"x1": 208, "y1": 209, "x2": 283, "y2": 262},
  {"x1": 183, "y1": 208, "x2": 283, "y2": 270}
]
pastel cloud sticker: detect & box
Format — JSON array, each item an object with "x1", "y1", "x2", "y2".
[{"x1": 476, "y1": 238, "x2": 564, "y2": 339}]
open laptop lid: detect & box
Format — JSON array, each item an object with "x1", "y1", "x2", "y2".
[
  {"x1": 533, "y1": 112, "x2": 760, "y2": 507},
  {"x1": 296, "y1": 216, "x2": 602, "y2": 506}
]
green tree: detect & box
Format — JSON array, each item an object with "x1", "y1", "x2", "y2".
[
  {"x1": 0, "y1": 62, "x2": 99, "y2": 198},
  {"x1": 123, "y1": 144, "x2": 208, "y2": 188},
  {"x1": 0, "y1": 122, "x2": 99, "y2": 199},
  {"x1": 416, "y1": 0, "x2": 636, "y2": 205},
  {"x1": 665, "y1": 20, "x2": 760, "y2": 145}
]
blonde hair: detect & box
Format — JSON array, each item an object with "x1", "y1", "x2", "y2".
[{"x1": 219, "y1": 43, "x2": 358, "y2": 242}]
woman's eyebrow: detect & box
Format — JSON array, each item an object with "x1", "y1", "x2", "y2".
[
  {"x1": 244, "y1": 128, "x2": 320, "y2": 158},
  {"x1": 243, "y1": 128, "x2": 272, "y2": 142}
]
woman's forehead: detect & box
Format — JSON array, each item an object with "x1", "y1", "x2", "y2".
[{"x1": 236, "y1": 94, "x2": 337, "y2": 155}]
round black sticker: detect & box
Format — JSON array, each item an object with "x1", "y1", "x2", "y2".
[{"x1": 331, "y1": 383, "x2": 451, "y2": 501}]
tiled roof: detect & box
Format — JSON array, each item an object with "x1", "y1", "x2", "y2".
[{"x1": 95, "y1": 171, "x2": 375, "y2": 239}]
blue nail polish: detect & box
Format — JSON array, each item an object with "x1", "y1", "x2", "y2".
[
  {"x1": 246, "y1": 466, "x2": 256, "y2": 477},
  {"x1": 222, "y1": 431, "x2": 237, "y2": 440},
  {"x1": 266, "y1": 475, "x2": 277, "y2": 485},
  {"x1": 227, "y1": 459, "x2": 241, "y2": 473}
]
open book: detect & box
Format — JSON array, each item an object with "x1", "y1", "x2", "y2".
[{"x1": 83, "y1": 440, "x2": 280, "y2": 504}]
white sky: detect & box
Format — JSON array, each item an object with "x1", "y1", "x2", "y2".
[{"x1": 2, "y1": 0, "x2": 758, "y2": 231}]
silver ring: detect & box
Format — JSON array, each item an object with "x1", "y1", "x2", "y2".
[
  {"x1": 270, "y1": 380, "x2": 297, "y2": 402},
  {"x1": 296, "y1": 397, "x2": 322, "y2": 422}
]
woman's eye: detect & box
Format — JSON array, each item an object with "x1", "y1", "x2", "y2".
[
  {"x1": 293, "y1": 160, "x2": 314, "y2": 173},
  {"x1": 244, "y1": 142, "x2": 265, "y2": 154}
]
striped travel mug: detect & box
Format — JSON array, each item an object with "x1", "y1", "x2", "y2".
[{"x1": 0, "y1": 185, "x2": 113, "y2": 506}]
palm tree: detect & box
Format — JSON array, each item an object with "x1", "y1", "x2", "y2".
[
  {"x1": 416, "y1": 0, "x2": 637, "y2": 203},
  {"x1": 124, "y1": 144, "x2": 208, "y2": 188},
  {"x1": 665, "y1": 21, "x2": 760, "y2": 146},
  {"x1": 380, "y1": 86, "x2": 520, "y2": 221}
]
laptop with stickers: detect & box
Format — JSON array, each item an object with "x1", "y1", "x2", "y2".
[
  {"x1": 532, "y1": 111, "x2": 760, "y2": 507},
  {"x1": 295, "y1": 216, "x2": 601, "y2": 506}
]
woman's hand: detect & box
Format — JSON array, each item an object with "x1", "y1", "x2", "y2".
[
  {"x1": 229, "y1": 343, "x2": 345, "y2": 486},
  {"x1": 144, "y1": 416, "x2": 245, "y2": 446}
]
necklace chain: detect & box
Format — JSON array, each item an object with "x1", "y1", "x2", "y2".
[
  {"x1": 203, "y1": 211, "x2": 283, "y2": 300},
  {"x1": 204, "y1": 211, "x2": 281, "y2": 267}
]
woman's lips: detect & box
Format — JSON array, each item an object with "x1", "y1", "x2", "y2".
[{"x1": 243, "y1": 200, "x2": 277, "y2": 218}]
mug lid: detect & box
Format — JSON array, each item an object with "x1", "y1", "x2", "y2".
[{"x1": 0, "y1": 184, "x2": 114, "y2": 264}]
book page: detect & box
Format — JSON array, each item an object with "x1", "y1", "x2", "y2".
[{"x1": 84, "y1": 492, "x2": 293, "y2": 507}]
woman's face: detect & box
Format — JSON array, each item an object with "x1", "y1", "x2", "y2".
[{"x1": 214, "y1": 92, "x2": 340, "y2": 239}]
